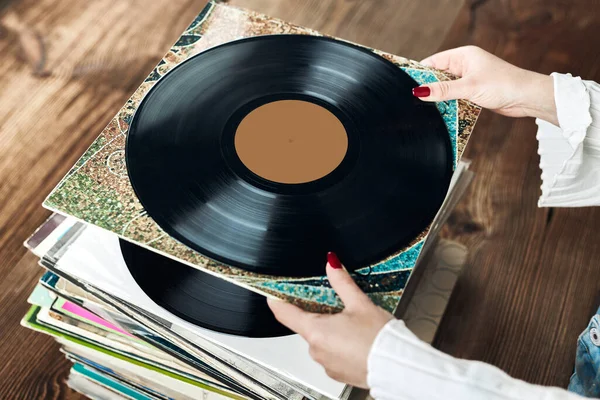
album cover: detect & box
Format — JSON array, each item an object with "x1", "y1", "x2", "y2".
[
  {"x1": 66, "y1": 364, "x2": 131, "y2": 400},
  {"x1": 43, "y1": 0, "x2": 481, "y2": 313},
  {"x1": 63, "y1": 352, "x2": 212, "y2": 400},
  {"x1": 68, "y1": 362, "x2": 157, "y2": 400},
  {"x1": 29, "y1": 260, "x2": 278, "y2": 399},
  {"x1": 36, "y1": 261, "x2": 314, "y2": 400},
  {"x1": 39, "y1": 220, "x2": 346, "y2": 400},
  {"x1": 37, "y1": 268, "x2": 296, "y2": 400},
  {"x1": 28, "y1": 233, "x2": 468, "y2": 400},
  {"x1": 51, "y1": 295, "x2": 225, "y2": 388},
  {"x1": 43, "y1": 301, "x2": 217, "y2": 384},
  {"x1": 21, "y1": 305, "x2": 240, "y2": 399},
  {"x1": 62, "y1": 347, "x2": 235, "y2": 400},
  {"x1": 25, "y1": 289, "x2": 232, "y2": 392},
  {"x1": 26, "y1": 176, "x2": 470, "y2": 400},
  {"x1": 29, "y1": 159, "x2": 473, "y2": 400}
]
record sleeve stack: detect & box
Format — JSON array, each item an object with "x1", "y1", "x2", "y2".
[{"x1": 20, "y1": 2, "x2": 481, "y2": 399}]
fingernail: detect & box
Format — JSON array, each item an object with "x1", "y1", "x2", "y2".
[
  {"x1": 412, "y1": 86, "x2": 431, "y2": 98},
  {"x1": 327, "y1": 252, "x2": 343, "y2": 269}
]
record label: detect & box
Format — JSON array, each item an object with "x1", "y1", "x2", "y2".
[{"x1": 234, "y1": 99, "x2": 348, "y2": 184}]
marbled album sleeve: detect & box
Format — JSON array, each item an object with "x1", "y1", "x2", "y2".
[{"x1": 44, "y1": 1, "x2": 480, "y2": 313}]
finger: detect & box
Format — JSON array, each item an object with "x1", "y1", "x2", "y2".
[
  {"x1": 420, "y1": 46, "x2": 471, "y2": 77},
  {"x1": 326, "y1": 252, "x2": 370, "y2": 310},
  {"x1": 267, "y1": 298, "x2": 314, "y2": 336},
  {"x1": 413, "y1": 78, "x2": 473, "y2": 102}
]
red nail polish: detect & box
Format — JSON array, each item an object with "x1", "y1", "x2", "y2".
[
  {"x1": 412, "y1": 86, "x2": 431, "y2": 98},
  {"x1": 327, "y1": 252, "x2": 343, "y2": 269}
]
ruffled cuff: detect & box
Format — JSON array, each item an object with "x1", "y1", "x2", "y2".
[
  {"x1": 537, "y1": 73, "x2": 600, "y2": 207},
  {"x1": 553, "y1": 73, "x2": 593, "y2": 148}
]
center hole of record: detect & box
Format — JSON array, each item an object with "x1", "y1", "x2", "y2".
[{"x1": 234, "y1": 100, "x2": 348, "y2": 184}]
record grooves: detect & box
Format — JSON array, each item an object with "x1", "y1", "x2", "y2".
[
  {"x1": 126, "y1": 34, "x2": 452, "y2": 278},
  {"x1": 120, "y1": 239, "x2": 291, "y2": 337}
]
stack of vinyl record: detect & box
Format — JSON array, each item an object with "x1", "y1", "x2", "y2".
[{"x1": 20, "y1": 1, "x2": 481, "y2": 399}]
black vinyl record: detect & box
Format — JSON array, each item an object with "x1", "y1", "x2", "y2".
[
  {"x1": 120, "y1": 239, "x2": 291, "y2": 337},
  {"x1": 126, "y1": 34, "x2": 452, "y2": 277}
]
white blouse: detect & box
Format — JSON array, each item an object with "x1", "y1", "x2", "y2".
[{"x1": 367, "y1": 73, "x2": 600, "y2": 400}]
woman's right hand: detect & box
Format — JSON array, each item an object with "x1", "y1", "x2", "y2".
[{"x1": 415, "y1": 46, "x2": 558, "y2": 126}]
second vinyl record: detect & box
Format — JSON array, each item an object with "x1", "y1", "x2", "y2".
[{"x1": 120, "y1": 239, "x2": 291, "y2": 337}]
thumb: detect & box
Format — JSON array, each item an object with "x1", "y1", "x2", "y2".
[
  {"x1": 326, "y1": 252, "x2": 370, "y2": 310},
  {"x1": 413, "y1": 78, "x2": 473, "y2": 102}
]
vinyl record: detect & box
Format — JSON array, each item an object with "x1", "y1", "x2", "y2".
[
  {"x1": 126, "y1": 34, "x2": 452, "y2": 277},
  {"x1": 120, "y1": 239, "x2": 291, "y2": 337}
]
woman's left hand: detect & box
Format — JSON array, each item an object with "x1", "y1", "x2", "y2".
[{"x1": 267, "y1": 253, "x2": 394, "y2": 388}]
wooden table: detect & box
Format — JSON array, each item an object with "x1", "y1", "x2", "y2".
[{"x1": 1, "y1": 0, "x2": 599, "y2": 398}]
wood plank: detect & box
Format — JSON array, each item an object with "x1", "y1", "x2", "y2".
[
  {"x1": 0, "y1": 0, "x2": 463, "y2": 397},
  {"x1": 0, "y1": 252, "x2": 76, "y2": 399},
  {"x1": 0, "y1": 0, "x2": 213, "y2": 398},
  {"x1": 434, "y1": 0, "x2": 600, "y2": 388},
  {"x1": 229, "y1": 0, "x2": 463, "y2": 60}
]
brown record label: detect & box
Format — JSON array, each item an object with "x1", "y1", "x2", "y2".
[{"x1": 234, "y1": 100, "x2": 348, "y2": 184}]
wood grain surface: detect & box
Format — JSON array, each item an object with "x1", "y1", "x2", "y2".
[
  {"x1": 0, "y1": 0, "x2": 461, "y2": 398},
  {"x1": 1, "y1": 0, "x2": 599, "y2": 398},
  {"x1": 434, "y1": 0, "x2": 600, "y2": 388}
]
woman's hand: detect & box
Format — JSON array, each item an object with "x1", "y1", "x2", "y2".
[
  {"x1": 267, "y1": 253, "x2": 394, "y2": 388},
  {"x1": 415, "y1": 46, "x2": 558, "y2": 126}
]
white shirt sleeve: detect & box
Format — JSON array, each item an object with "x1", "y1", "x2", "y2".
[
  {"x1": 538, "y1": 73, "x2": 600, "y2": 207},
  {"x1": 367, "y1": 73, "x2": 600, "y2": 400},
  {"x1": 367, "y1": 320, "x2": 584, "y2": 400}
]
